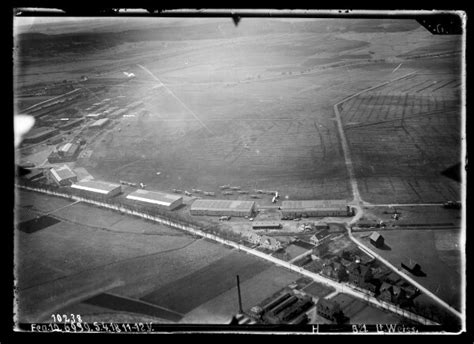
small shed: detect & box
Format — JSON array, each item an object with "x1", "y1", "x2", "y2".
[
  {"x1": 401, "y1": 260, "x2": 421, "y2": 274},
  {"x1": 369, "y1": 231, "x2": 384, "y2": 248}
]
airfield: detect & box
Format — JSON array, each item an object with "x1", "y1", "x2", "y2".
[{"x1": 14, "y1": 17, "x2": 463, "y2": 328}]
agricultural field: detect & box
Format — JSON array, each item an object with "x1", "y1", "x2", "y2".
[
  {"x1": 353, "y1": 229, "x2": 462, "y2": 311},
  {"x1": 180, "y1": 265, "x2": 301, "y2": 323},
  {"x1": 339, "y1": 55, "x2": 461, "y2": 204},
  {"x1": 14, "y1": 189, "x2": 231, "y2": 322},
  {"x1": 357, "y1": 205, "x2": 461, "y2": 228},
  {"x1": 331, "y1": 293, "x2": 404, "y2": 324}
]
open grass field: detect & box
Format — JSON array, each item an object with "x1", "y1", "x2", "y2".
[
  {"x1": 15, "y1": 18, "x2": 463, "y2": 205},
  {"x1": 353, "y1": 229, "x2": 462, "y2": 311},
  {"x1": 14, "y1": 18, "x2": 460, "y2": 203}
]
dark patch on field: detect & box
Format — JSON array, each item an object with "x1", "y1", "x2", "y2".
[
  {"x1": 140, "y1": 251, "x2": 271, "y2": 314},
  {"x1": 441, "y1": 163, "x2": 462, "y2": 183},
  {"x1": 18, "y1": 215, "x2": 61, "y2": 233},
  {"x1": 303, "y1": 282, "x2": 335, "y2": 298},
  {"x1": 83, "y1": 293, "x2": 182, "y2": 322}
]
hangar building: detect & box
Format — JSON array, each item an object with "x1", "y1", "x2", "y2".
[
  {"x1": 71, "y1": 180, "x2": 122, "y2": 198},
  {"x1": 281, "y1": 200, "x2": 352, "y2": 218},
  {"x1": 126, "y1": 189, "x2": 183, "y2": 210},
  {"x1": 190, "y1": 199, "x2": 255, "y2": 217},
  {"x1": 48, "y1": 165, "x2": 77, "y2": 186}
]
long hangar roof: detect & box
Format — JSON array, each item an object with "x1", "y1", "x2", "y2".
[
  {"x1": 71, "y1": 180, "x2": 121, "y2": 194},
  {"x1": 281, "y1": 200, "x2": 348, "y2": 210},
  {"x1": 191, "y1": 199, "x2": 255, "y2": 212},
  {"x1": 126, "y1": 189, "x2": 182, "y2": 206}
]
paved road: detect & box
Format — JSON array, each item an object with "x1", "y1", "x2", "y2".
[
  {"x1": 331, "y1": 71, "x2": 463, "y2": 323},
  {"x1": 348, "y1": 230, "x2": 463, "y2": 320}
]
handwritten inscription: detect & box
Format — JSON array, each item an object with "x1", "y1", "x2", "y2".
[
  {"x1": 31, "y1": 322, "x2": 154, "y2": 333},
  {"x1": 51, "y1": 313, "x2": 82, "y2": 323},
  {"x1": 352, "y1": 324, "x2": 419, "y2": 333}
]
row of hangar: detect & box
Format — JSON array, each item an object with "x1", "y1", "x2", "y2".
[{"x1": 48, "y1": 165, "x2": 353, "y2": 217}]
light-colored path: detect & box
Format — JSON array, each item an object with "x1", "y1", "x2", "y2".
[{"x1": 331, "y1": 71, "x2": 463, "y2": 322}]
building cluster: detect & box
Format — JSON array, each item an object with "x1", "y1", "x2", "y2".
[
  {"x1": 242, "y1": 231, "x2": 282, "y2": 250},
  {"x1": 314, "y1": 249, "x2": 419, "y2": 307},
  {"x1": 250, "y1": 291, "x2": 313, "y2": 324},
  {"x1": 20, "y1": 92, "x2": 145, "y2": 148}
]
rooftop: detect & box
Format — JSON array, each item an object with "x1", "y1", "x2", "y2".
[
  {"x1": 281, "y1": 200, "x2": 348, "y2": 210},
  {"x1": 50, "y1": 165, "x2": 76, "y2": 181},
  {"x1": 90, "y1": 118, "x2": 110, "y2": 127},
  {"x1": 370, "y1": 232, "x2": 383, "y2": 241},
  {"x1": 191, "y1": 199, "x2": 255, "y2": 211},
  {"x1": 71, "y1": 180, "x2": 121, "y2": 194},
  {"x1": 126, "y1": 189, "x2": 182, "y2": 206},
  {"x1": 252, "y1": 221, "x2": 281, "y2": 227}
]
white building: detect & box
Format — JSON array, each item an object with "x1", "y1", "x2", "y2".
[
  {"x1": 71, "y1": 180, "x2": 122, "y2": 198},
  {"x1": 48, "y1": 165, "x2": 77, "y2": 186},
  {"x1": 126, "y1": 189, "x2": 183, "y2": 210}
]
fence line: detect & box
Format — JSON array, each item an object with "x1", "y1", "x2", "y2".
[{"x1": 16, "y1": 184, "x2": 438, "y2": 325}]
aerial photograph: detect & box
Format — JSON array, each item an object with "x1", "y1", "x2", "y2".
[{"x1": 13, "y1": 10, "x2": 465, "y2": 334}]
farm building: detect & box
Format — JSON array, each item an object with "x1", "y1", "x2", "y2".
[
  {"x1": 260, "y1": 236, "x2": 282, "y2": 250},
  {"x1": 315, "y1": 223, "x2": 330, "y2": 230},
  {"x1": 310, "y1": 229, "x2": 330, "y2": 245},
  {"x1": 243, "y1": 231, "x2": 261, "y2": 245},
  {"x1": 71, "y1": 180, "x2": 122, "y2": 198},
  {"x1": 378, "y1": 282, "x2": 394, "y2": 302},
  {"x1": 22, "y1": 127, "x2": 59, "y2": 144},
  {"x1": 316, "y1": 299, "x2": 345, "y2": 323},
  {"x1": 126, "y1": 189, "x2": 183, "y2": 210},
  {"x1": 190, "y1": 199, "x2": 255, "y2": 217},
  {"x1": 347, "y1": 263, "x2": 373, "y2": 286},
  {"x1": 252, "y1": 222, "x2": 282, "y2": 230},
  {"x1": 280, "y1": 200, "x2": 352, "y2": 218},
  {"x1": 48, "y1": 142, "x2": 81, "y2": 163},
  {"x1": 401, "y1": 260, "x2": 422, "y2": 274},
  {"x1": 312, "y1": 243, "x2": 329, "y2": 258},
  {"x1": 89, "y1": 118, "x2": 110, "y2": 129},
  {"x1": 48, "y1": 165, "x2": 77, "y2": 186},
  {"x1": 263, "y1": 295, "x2": 312, "y2": 324},
  {"x1": 369, "y1": 232, "x2": 385, "y2": 248}
]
